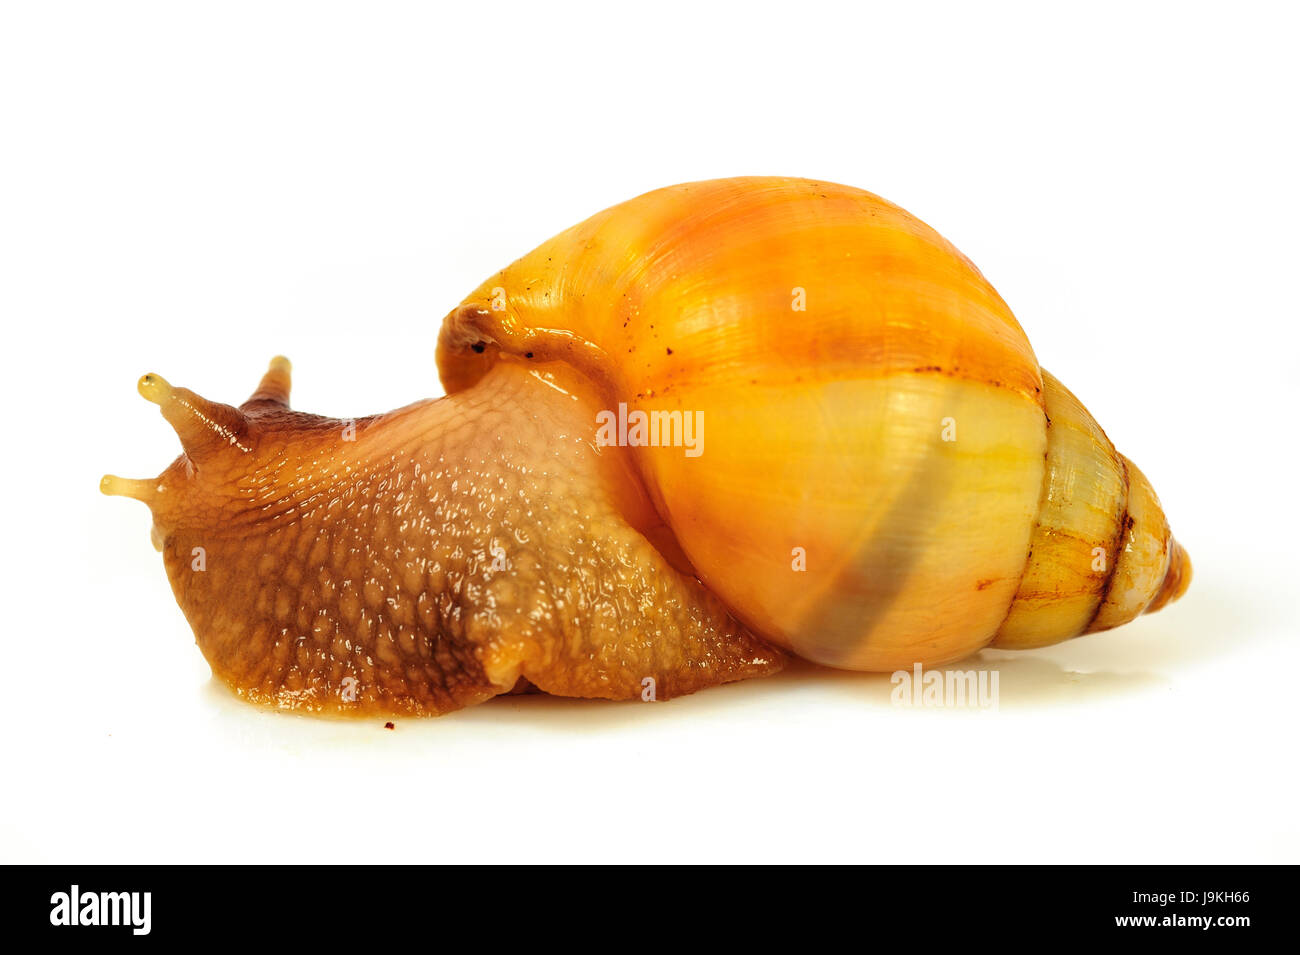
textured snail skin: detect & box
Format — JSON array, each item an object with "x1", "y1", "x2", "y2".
[
  {"x1": 103, "y1": 359, "x2": 782, "y2": 715},
  {"x1": 104, "y1": 177, "x2": 1190, "y2": 717}
]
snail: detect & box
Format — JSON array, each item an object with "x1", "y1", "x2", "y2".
[{"x1": 101, "y1": 176, "x2": 1191, "y2": 717}]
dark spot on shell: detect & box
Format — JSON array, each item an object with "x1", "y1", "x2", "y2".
[
  {"x1": 384, "y1": 721, "x2": 395, "y2": 730},
  {"x1": 666, "y1": 347, "x2": 673, "y2": 355}
]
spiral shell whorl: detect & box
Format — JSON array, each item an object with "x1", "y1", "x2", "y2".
[{"x1": 993, "y1": 371, "x2": 1189, "y2": 649}]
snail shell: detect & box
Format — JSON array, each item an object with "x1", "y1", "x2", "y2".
[
  {"x1": 103, "y1": 177, "x2": 1190, "y2": 716},
  {"x1": 438, "y1": 178, "x2": 1190, "y2": 667}
]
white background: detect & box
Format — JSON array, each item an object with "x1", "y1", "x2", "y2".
[{"x1": 2, "y1": 1, "x2": 1296, "y2": 863}]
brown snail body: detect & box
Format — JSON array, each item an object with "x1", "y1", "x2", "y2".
[{"x1": 102, "y1": 177, "x2": 1191, "y2": 717}]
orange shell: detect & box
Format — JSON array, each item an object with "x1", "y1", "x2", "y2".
[{"x1": 437, "y1": 177, "x2": 1188, "y2": 670}]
